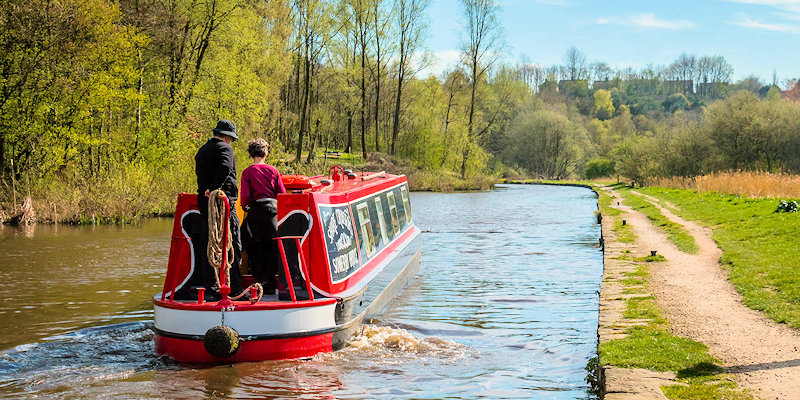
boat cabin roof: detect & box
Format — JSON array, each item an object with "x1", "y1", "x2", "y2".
[{"x1": 293, "y1": 171, "x2": 407, "y2": 203}]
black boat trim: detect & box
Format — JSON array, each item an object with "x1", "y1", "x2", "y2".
[{"x1": 153, "y1": 326, "x2": 338, "y2": 342}]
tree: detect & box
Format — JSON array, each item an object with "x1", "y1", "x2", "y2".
[
  {"x1": 390, "y1": 0, "x2": 429, "y2": 155},
  {"x1": 370, "y1": 0, "x2": 391, "y2": 153},
  {"x1": 563, "y1": 46, "x2": 587, "y2": 80},
  {"x1": 505, "y1": 109, "x2": 587, "y2": 179},
  {"x1": 662, "y1": 93, "x2": 690, "y2": 113},
  {"x1": 612, "y1": 136, "x2": 659, "y2": 186},
  {"x1": 584, "y1": 158, "x2": 615, "y2": 179},
  {"x1": 459, "y1": 0, "x2": 504, "y2": 178},
  {"x1": 593, "y1": 89, "x2": 614, "y2": 120}
]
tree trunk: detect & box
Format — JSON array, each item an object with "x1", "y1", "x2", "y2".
[
  {"x1": 296, "y1": 37, "x2": 311, "y2": 162},
  {"x1": 391, "y1": 73, "x2": 403, "y2": 155},
  {"x1": 346, "y1": 109, "x2": 353, "y2": 154},
  {"x1": 439, "y1": 89, "x2": 454, "y2": 168},
  {"x1": 360, "y1": 38, "x2": 367, "y2": 159},
  {"x1": 391, "y1": 43, "x2": 405, "y2": 156},
  {"x1": 307, "y1": 119, "x2": 320, "y2": 163},
  {"x1": 374, "y1": 11, "x2": 382, "y2": 153},
  {"x1": 0, "y1": 135, "x2": 5, "y2": 177},
  {"x1": 462, "y1": 62, "x2": 478, "y2": 179}
]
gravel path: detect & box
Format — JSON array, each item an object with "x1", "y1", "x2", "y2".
[{"x1": 605, "y1": 188, "x2": 800, "y2": 400}]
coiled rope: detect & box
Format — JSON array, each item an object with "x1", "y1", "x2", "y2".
[{"x1": 207, "y1": 189, "x2": 263, "y2": 304}]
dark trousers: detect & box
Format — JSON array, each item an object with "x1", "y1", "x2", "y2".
[
  {"x1": 198, "y1": 199, "x2": 243, "y2": 294},
  {"x1": 242, "y1": 201, "x2": 280, "y2": 290}
]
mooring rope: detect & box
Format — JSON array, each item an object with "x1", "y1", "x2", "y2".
[{"x1": 207, "y1": 189, "x2": 263, "y2": 304}]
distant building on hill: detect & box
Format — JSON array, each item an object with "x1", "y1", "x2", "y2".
[
  {"x1": 663, "y1": 80, "x2": 694, "y2": 95},
  {"x1": 697, "y1": 82, "x2": 728, "y2": 98},
  {"x1": 558, "y1": 79, "x2": 589, "y2": 96}
]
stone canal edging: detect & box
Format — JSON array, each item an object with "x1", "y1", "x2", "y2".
[{"x1": 597, "y1": 188, "x2": 677, "y2": 400}]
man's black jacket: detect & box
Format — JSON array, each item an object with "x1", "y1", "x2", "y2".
[{"x1": 195, "y1": 137, "x2": 238, "y2": 208}]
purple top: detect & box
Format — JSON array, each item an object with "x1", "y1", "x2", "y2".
[{"x1": 240, "y1": 164, "x2": 286, "y2": 208}]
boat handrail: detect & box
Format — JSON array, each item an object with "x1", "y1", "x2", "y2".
[
  {"x1": 361, "y1": 171, "x2": 386, "y2": 181},
  {"x1": 274, "y1": 235, "x2": 315, "y2": 302}
]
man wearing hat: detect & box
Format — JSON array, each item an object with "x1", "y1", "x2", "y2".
[{"x1": 192, "y1": 119, "x2": 243, "y2": 299}]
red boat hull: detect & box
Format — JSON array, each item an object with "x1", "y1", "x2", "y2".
[{"x1": 154, "y1": 332, "x2": 334, "y2": 362}]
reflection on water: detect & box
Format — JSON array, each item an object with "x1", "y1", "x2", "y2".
[{"x1": 0, "y1": 184, "x2": 601, "y2": 399}]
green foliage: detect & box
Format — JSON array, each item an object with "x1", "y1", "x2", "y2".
[
  {"x1": 592, "y1": 89, "x2": 615, "y2": 120},
  {"x1": 662, "y1": 93, "x2": 690, "y2": 113},
  {"x1": 612, "y1": 137, "x2": 660, "y2": 186},
  {"x1": 0, "y1": 0, "x2": 797, "y2": 223},
  {"x1": 504, "y1": 108, "x2": 589, "y2": 179},
  {"x1": 584, "y1": 158, "x2": 615, "y2": 179}
]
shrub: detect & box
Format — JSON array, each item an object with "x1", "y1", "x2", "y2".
[{"x1": 585, "y1": 158, "x2": 616, "y2": 179}]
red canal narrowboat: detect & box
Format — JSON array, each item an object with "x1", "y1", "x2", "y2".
[{"x1": 153, "y1": 168, "x2": 422, "y2": 362}]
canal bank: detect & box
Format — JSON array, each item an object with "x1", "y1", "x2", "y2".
[
  {"x1": 596, "y1": 187, "x2": 680, "y2": 399},
  {"x1": 593, "y1": 184, "x2": 800, "y2": 400}
]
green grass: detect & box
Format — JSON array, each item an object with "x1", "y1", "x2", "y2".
[
  {"x1": 617, "y1": 187, "x2": 699, "y2": 254},
  {"x1": 617, "y1": 253, "x2": 667, "y2": 263},
  {"x1": 662, "y1": 380, "x2": 752, "y2": 400},
  {"x1": 597, "y1": 187, "x2": 623, "y2": 217},
  {"x1": 600, "y1": 327, "x2": 717, "y2": 372},
  {"x1": 600, "y1": 243, "x2": 751, "y2": 400},
  {"x1": 613, "y1": 219, "x2": 636, "y2": 243},
  {"x1": 623, "y1": 297, "x2": 662, "y2": 320},
  {"x1": 635, "y1": 187, "x2": 800, "y2": 329}
]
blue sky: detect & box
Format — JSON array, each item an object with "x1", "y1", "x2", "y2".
[{"x1": 423, "y1": 0, "x2": 800, "y2": 86}]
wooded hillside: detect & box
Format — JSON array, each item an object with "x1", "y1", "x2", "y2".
[{"x1": 1, "y1": 0, "x2": 798, "y2": 222}]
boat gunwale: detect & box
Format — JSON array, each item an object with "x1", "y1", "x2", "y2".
[{"x1": 152, "y1": 296, "x2": 337, "y2": 311}]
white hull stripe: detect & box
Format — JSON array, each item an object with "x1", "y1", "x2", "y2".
[{"x1": 154, "y1": 303, "x2": 336, "y2": 336}]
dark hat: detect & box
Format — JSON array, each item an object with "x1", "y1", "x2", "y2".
[{"x1": 212, "y1": 119, "x2": 238, "y2": 141}]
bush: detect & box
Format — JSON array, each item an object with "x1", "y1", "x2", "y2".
[{"x1": 585, "y1": 158, "x2": 616, "y2": 179}]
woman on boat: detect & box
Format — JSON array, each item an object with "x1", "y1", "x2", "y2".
[{"x1": 240, "y1": 138, "x2": 286, "y2": 292}]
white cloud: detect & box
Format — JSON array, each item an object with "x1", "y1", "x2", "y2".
[
  {"x1": 724, "y1": 0, "x2": 800, "y2": 20},
  {"x1": 596, "y1": 13, "x2": 695, "y2": 30},
  {"x1": 630, "y1": 13, "x2": 695, "y2": 29},
  {"x1": 778, "y1": 5, "x2": 800, "y2": 19},
  {"x1": 728, "y1": 13, "x2": 800, "y2": 33}
]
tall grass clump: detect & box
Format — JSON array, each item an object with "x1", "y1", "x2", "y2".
[{"x1": 654, "y1": 171, "x2": 800, "y2": 198}]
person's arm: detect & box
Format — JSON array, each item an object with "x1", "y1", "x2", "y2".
[
  {"x1": 240, "y1": 169, "x2": 251, "y2": 208},
  {"x1": 210, "y1": 144, "x2": 234, "y2": 192},
  {"x1": 275, "y1": 169, "x2": 286, "y2": 195}
]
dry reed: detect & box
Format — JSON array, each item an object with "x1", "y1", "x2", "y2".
[{"x1": 653, "y1": 171, "x2": 800, "y2": 198}]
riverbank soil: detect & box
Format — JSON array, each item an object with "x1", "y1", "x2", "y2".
[{"x1": 607, "y1": 187, "x2": 800, "y2": 399}]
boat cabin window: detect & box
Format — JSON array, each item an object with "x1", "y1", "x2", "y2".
[
  {"x1": 374, "y1": 197, "x2": 389, "y2": 246},
  {"x1": 387, "y1": 192, "x2": 400, "y2": 234},
  {"x1": 356, "y1": 203, "x2": 376, "y2": 258},
  {"x1": 400, "y1": 185, "x2": 412, "y2": 224}
]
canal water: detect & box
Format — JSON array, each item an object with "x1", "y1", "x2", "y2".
[{"x1": 0, "y1": 184, "x2": 602, "y2": 399}]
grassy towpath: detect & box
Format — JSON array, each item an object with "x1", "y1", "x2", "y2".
[
  {"x1": 632, "y1": 187, "x2": 800, "y2": 329},
  {"x1": 610, "y1": 186, "x2": 800, "y2": 399},
  {"x1": 596, "y1": 186, "x2": 751, "y2": 400}
]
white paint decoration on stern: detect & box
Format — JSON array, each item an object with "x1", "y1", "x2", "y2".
[{"x1": 154, "y1": 302, "x2": 337, "y2": 336}]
